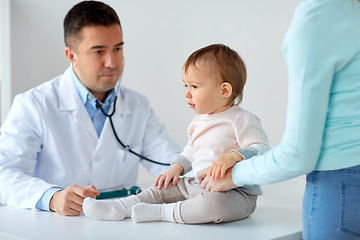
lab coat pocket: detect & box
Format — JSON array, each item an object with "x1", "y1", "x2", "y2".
[
  {"x1": 112, "y1": 144, "x2": 142, "y2": 175},
  {"x1": 105, "y1": 145, "x2": 142, "y2": 188},
  {"x1": 117, "y1": 144, "x2": 142, "y2": 163}
]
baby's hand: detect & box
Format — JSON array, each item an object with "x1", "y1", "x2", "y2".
[
  {"x1": 209, "y1": 152, "x2": 243, "y2": 180},
  {"x1": 154, "y1": 163, "x2": 184, "y2": 189}
]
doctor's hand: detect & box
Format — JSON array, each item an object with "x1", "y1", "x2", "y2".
[
  {"x1": 201, "y1": 167, "x2": 239, "y2": 192},
  {"x1": 155, "y1": 163, "x2": 184, "y2": 189},
  {"x1": 49, "y1": 184, "x2": 100, "y2": 216}
]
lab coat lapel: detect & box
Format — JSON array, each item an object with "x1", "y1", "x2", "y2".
[
  {"x1": 58, "y1": 67, "x2": 98, "y2": 139},
  {"x1": 96, "y1": 90, "x2": 132, "y2": 150}
]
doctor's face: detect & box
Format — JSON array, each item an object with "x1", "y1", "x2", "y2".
[{"x1": 66, "y1": 24, "x2": 124, "y2": 101}]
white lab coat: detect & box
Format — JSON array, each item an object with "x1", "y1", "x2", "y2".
[{"x1": 0, "y1": 67, "x2": 181, "y2": 209}]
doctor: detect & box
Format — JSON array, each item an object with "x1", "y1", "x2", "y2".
[{"x1": 0, "y1": 1, "x2": 180, "y2": 216}]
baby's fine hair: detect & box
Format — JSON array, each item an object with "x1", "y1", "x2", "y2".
[{"x1": 183, "y1": 44, "x2": 247, "y2": 105}]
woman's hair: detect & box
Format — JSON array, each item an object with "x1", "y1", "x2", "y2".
[
  {"x1": 183, "y1": 44, "x2": 247, "y2": 105},
  {"x1": 63, "y1": 1, "x2": 121, "y2": 48}
]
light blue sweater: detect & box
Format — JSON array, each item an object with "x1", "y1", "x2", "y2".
[{"x1": 233, "y1": 0, "x2": 360, "y2": 186}]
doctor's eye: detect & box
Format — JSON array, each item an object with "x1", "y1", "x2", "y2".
[{"x1": 94, "y1": 50, "x2": 104, "y2": 55}]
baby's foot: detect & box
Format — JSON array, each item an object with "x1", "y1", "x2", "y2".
[
  {"x1": 131, "y1": 202, "x2": 162, "y2": 223},
  {"x1": 83, "y1": 197, "x2": 127, "y2": 221}
]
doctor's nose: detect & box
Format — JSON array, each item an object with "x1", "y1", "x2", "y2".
[{"x1": 104, "y1": 54, "x2": 118, "y2": 69}]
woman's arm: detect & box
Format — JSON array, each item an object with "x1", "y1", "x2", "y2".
[{"x1": 230, "y1": 1, "x2": 342, "y2": 187}]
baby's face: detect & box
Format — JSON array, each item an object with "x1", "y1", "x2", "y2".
[{"x1": 182, "y1": 63, "x2": 229, "y2": 114}]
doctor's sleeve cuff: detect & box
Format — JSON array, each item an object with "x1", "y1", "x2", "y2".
[
  {"x1": 35, "y1": 187, "x2": 63, "y2": 211},
  {"x1": 172, "y1": 155, "x2": 192, "y2": 175},
  {"x1": 230, "y1": 143, "x2": 269, "y2": 160}
]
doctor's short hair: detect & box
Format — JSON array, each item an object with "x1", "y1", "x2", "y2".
[
  {"x1": 64, "y1": 1, "x2": 121, "y2": 48},
  {"x1": 183, "y1": 44, "x2": 247, "y2": 105}
]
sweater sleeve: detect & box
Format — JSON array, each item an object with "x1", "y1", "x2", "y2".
[
  {"x1": 232, "y1": 1, "x2": 343, "y2": 186},
  {"x1": 230, "y1": 143, "x2": 269, "y2": 160},
  {"x1": 172, "y1": 155, "x2": 192, "y2": 175}
]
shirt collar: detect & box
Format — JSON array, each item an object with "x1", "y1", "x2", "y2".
[{"x1": 71, "y1": 64, "x2": 119, "y2": 105}]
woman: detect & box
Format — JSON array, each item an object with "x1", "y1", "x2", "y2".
[{"x1": 201, "y1": 0, "x2": 360, "y2": 239}]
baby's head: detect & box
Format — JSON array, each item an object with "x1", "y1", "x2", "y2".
[{"x1": 183, "y1": 44, "x2": 247, "y2": 114}]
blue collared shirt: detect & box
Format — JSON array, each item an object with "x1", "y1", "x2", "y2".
[
  {"x1": 71, "y1": 67, "x2": 117, "y2": 137},
  {"x1": 35, "y1": 66, "x2": 118, "y2": 211}
]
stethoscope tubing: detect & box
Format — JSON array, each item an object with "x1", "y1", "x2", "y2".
[{"x1": 97, "y1": 96, "x2": 171, "y2": 166}]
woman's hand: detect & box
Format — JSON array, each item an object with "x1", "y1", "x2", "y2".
[
  {"x1": 196, "y1": 167, "x2": 209, "y2": 184},
  {"x1": 201, "y1": 167, "x2": 239, "y2": 192},
  {"x1": 154, "y1": 163, "x2": 184, "y2": 189}
]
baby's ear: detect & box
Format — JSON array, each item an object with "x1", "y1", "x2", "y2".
[{"x1": 221, "y1": 82, "x2": 232, "y2": 98}]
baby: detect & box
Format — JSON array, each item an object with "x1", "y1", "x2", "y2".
[{"x1": 83, "y1": 44, "x2": 269, "y2": 224}]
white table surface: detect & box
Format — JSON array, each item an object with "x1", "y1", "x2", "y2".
[{"x1": 0, "y1": 176, "x2": 305, "y2": 240}]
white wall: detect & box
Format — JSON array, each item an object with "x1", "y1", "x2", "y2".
[
  {"x1": 0, "y1": 0, "x2": 11, "y2": 125},
  {"x1": 6, "y1": 0, "x2": 301, "y2": 184}
]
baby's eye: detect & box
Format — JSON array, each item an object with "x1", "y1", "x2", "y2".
[
  {"x1": 184, "y1": 84, "x2": 188, "y2": 88},
  {"x1": 192, "y1": 85, "x2": 198, "y2": 89}
]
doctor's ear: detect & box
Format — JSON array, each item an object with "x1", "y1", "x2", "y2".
[{"x1": 65, "y1": 47, "x2": 76, "y2": 64}]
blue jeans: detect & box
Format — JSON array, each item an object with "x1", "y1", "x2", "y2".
[{"x1": 303, "y1": 165, "x2": 360, "y2": 240}]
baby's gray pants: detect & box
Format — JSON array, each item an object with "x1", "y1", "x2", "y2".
[{"x1": 136, "y1": 177, "x2": 258, "y2": 224}]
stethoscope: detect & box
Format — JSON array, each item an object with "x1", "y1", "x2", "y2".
[{"x1": 96, "y1": 96, "x2": 171, "y2": 166}]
